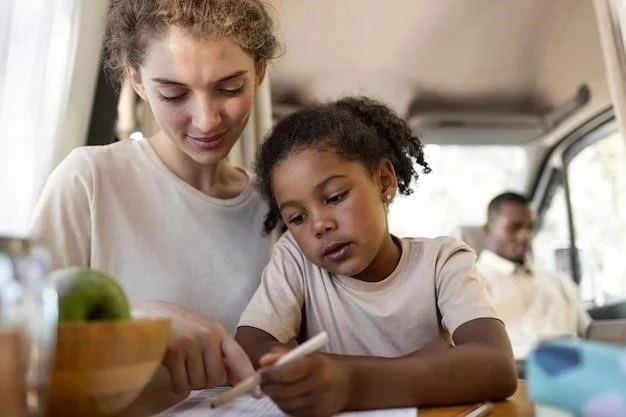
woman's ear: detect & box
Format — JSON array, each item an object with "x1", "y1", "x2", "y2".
[
  {"x1": 255, "y1": 62, "x2": 267, "y2": 87},
  {"x1": 378, "y1": 159, "x2": 398, "y2": 203},
  {"x1": 127, "y1": 67, "x2": 146, "y2": 100}
]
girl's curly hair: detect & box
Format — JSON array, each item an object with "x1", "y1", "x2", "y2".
[{"x1": 255, "y1": 96, "x2": 431, "y2": 234}]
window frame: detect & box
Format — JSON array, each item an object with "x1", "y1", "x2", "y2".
[{"x1": 533, "y1": 107, "x2": 619, "y2": 295}]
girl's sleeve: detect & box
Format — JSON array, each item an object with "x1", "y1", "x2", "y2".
[
  {"x1": 435, "y1": 238, "x2": 500, "y2": 337},
  {"x1": 30, "y1": 149, "x2": 94, "y2": 270},
  {"x1": 237, "y1": 233, "x2": 306, "y2": 343}
]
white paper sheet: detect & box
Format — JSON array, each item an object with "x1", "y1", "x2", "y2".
[{"x1": 157, "y1": 387, "x2": 417, "y2": 417}]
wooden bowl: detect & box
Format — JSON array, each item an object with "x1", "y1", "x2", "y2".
[{"x1": 46, "y1": 318, "x2": 171, "y2": 417}]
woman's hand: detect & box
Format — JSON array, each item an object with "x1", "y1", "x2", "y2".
[
  {"x1": 133, "y1": 301, "x2": 254, "y2": 393},
  {"x1": 259, "y1": 349, "x2": 352, "y2": 417}
]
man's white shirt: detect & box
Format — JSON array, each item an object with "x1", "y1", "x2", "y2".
[{"x1": 476, "y1": 249, "x2": 591, "y2": 359}]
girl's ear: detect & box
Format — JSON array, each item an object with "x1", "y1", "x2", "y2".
[{"x1": 377, "y1": 159, "x2": 398, "y2": 203}]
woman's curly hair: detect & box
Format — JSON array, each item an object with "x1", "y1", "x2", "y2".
[
  {"x1": 102, "y1": 0, "x2": 279, "y2": 88},
  {"x1": 255, "y1": 96, "x2": 431, "y2": 234}
]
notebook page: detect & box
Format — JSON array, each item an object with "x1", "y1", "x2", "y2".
[{"x1": 158, "y1": 387, "x2": 417, "y2": 417}]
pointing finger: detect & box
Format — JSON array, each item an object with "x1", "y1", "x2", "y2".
[{"x1": 219, "y1": 332, "x2": 255, "y2": 384}]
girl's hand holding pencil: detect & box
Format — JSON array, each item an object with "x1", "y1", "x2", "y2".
[
  {"x1": 211, "y1": 332, "x2": 339, "y2": 412},
  {"x1": 259, "y1": 334, "x2": 352, "y2": 417}
]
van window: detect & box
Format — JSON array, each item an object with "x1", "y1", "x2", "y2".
[
  {"x1": 389, "y1": 145, "x2": 528, "y2": 237},
  {"x1": 534, "y1": 125, "x2": 626, "y2": 306}
]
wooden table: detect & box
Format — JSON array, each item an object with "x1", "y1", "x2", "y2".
[
  {"x1": 121, "y1": 376, "x2": 534, "y2": 417},
  {"x1": 420, "y1": 382, "x2": 533, "y2": 416}
]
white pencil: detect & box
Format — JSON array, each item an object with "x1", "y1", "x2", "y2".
[
  {"x1": 210, "y1": 331, "x2": 329, "y2": 408},
  {"x1": 457, "y1": 402, "x2": 493, "y2": 417}
]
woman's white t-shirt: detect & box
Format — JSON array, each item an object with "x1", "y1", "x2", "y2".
[{"x1": 31, "y1": 139, "x2": 271, "y2": 332}]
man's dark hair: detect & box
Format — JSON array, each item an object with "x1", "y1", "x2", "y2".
[{"x1": 487, "y1": 192, "x2": 529, "y2": 223}]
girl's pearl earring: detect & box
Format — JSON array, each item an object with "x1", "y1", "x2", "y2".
[{"x1": 386, "y1": 195, "x2": 392, "y2": 201}]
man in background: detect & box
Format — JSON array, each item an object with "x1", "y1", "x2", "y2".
[{"x1": 476, "y1": 192, "x2": 591, "y2": 376}]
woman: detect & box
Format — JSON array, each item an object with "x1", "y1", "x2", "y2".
[{"x1": 31, "y1": 0, "x2": 278, "y2": 393}]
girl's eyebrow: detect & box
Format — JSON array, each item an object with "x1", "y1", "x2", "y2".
[{"x1": 151, "y1": 70, "x2": 248, "y2": 86}]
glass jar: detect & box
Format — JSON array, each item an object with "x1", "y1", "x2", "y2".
[{"x1": 0, "y1": 236, "x2": 58, "y2": 417}]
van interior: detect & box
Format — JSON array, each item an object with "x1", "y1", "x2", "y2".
[{"x1": 1, "y1": 0, "x2": 626, "y2": 315}]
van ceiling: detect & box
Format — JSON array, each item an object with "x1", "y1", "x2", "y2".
[{"x1": 267, "y1": 0, "x2": 611, "y2": 145}]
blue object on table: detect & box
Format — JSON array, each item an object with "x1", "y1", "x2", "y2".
[{"x1": 526, "y1": 338, "x2": 626, "y2": 417}]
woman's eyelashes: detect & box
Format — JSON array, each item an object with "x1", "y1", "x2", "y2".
[
  {"x1": 156, "y1": 81, "x2": 246, "y2": 103},
  {"x1": 219, "y1": 85, "x2": 244, "y2": 96},
  {"x1": 158, "y1": 92, "x2": 186, "y2": 103},
  {"x1": 219, "y1": 79, "x2": 246, "y2": 96}
]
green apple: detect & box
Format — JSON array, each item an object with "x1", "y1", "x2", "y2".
[{"x1": 50, "y1": 267, "x2": 131, "y2": 322}]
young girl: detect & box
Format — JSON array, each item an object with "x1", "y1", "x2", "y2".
[
  {"x1": 236, "y1": 97, "x2": 517, "y2": 415},
  {"x1": 31, "y1": 0, "x2": 278, "y2": 393}
]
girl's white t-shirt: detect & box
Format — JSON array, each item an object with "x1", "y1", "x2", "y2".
[{"x1": 239, "y1": 232, "x2": 498, "y2": 356}]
